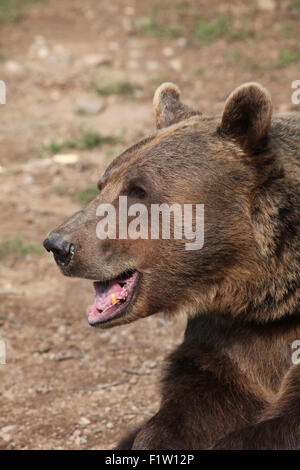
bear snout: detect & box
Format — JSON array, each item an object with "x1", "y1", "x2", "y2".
[{"x1": 43, "y1": 231, "x2": 75, "y2": 269}]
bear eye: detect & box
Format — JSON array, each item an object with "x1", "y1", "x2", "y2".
[{"x1": 127, "y1": 184, "x2": 147, "y2": 199}]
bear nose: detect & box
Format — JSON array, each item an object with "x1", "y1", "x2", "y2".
[{"x1": 43, "y1": 232, "x2": 75, "y2": 266}]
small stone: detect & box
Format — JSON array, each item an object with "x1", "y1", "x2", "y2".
[
  {"x1": 37, "y1": 342, "x2": 51, "y2": 354},
  {"x1": 44, "y1": 55, "x2": 57, "y2": 64},
  {"x1": 162, "y1": 47, "x2": 174, "y2": 57},
  {"x1": 57, "y1": 325, "x2": 66, "y2": 336},
  {"x1": 37, "y1": 46, "x2": 49, "y2": 59},
  {"x1": 83, "y1": 54, "x2": 109, "y2": 67},
  {"x1": 4, "y1": 61, "x2": 24, "y2": 76},
  {"x1": 124, "y1": 6, "x2": 135, "y2": 15},
  {"x1": 93, "y1": 428, "x2": 102, "y2": 435},
  {"x1": 148, "y1": 361, "x2": 157, "y2": 369},
  {"x1": 23, "y1": 175, "x2": 33, "y2": 185},
  {"x1": 78, "y1": 417, "x2": 90, "y2": 427},
  {"x1": 110, "y1": 335, "x2": 118, "y2": 344},
  {"x1": 28, "y1": 35, "x2": 48, "y2": 59},
  {"x1": 106, "y1": 422, "x2": 113, "y2": 429},
  {"x1": 75, "y1": 98, "x2": 105, "y2": 115},
  {"x1": 256, "y1": 0, "x2": 275, "y2": 10},
  {"x1": 147, "y1": 60, "x2": 159, "y2": 71},
  {"x1": 177, "y1": 37, "x2": 187, "y2": 47},
  {"x1": 52, "y1": 154, "x2": 79, "y2": 165},
  {"x1": 129, "y1": 377, "x2": 138, "y2": 384},
  {"x1": 1, "y1": 425, "x2": 15, "y2": 434},
  {"x1": 50, "y1": 90, "x2": 61, "y2": 101},
  {"x1": 169, "y1": 59, "x2": 182, "y2": 71}
]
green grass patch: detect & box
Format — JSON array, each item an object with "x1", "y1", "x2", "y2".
[
  {"x1": 245, "y1": 59, "x2": 264, "y2": 71},
  {"x1": 194, "y1": 15, "x2": 231, "y2": 44},
  {"x1": 194, "y1": 65, "x2": 205, "y2": 75},
  {"x1": 95, "y1": 80, "x2": 142, "y2": 97},
  {"x1": 0, "y1": 236, "x2": 43, "y2": 258},
  {"x1": 0, "y1": 0, "x2": 46, "y2": 24},
  {"x1": 174, "y1": 0, "x2": 189, "y2": 10},
  {"x1": 275, "y1": 50, "x2": 298, "y2": 68},
  {"x1": 280, "y1": 21, "x2": 295, "y2": 38},
  {"x1": 42, "y1": 129, "x2": 119, "y2": 156},
  {"x1": 290, "y1": 0, "x2": 300, "y2": 13},
  {"x1": 243, "y1": 50, "x2": 298, "y2": 71},
  {"x1": 194, "y1": 15, "x2": 252, "y2": 44},
  {"x1": 136, "y1": 1, "x2": 187, "y2": 38},
  {"x1": 75, "y1": 186, "x2": 99, "y2": 205},
  {"x1": 225, "y1": 48, "x2": 243, "y2": 64},
  {"x1": 136, "y1": 15, "x2": 181, "y2": 38},
  {"x1": 243, "y1": 50, "x2": 299, "y2": 71}
]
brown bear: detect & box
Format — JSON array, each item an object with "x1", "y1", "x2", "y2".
[{"x1": 44, "y1": 82, "x2": 300, "y2": 449}]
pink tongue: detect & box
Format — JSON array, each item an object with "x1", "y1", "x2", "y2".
[
  {"x1": 88, "y1": 280, "x2": 128, "y2": 324},
  {"x1": 95, "y1": 280, "x2": 127, "y2": 310}
]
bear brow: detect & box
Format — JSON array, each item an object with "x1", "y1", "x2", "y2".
[
  {"x1": 100, "y1": 119, "x2": 205, "y2": 185},
  {"x1": 102, "y1": 135, "x2": 156, "y2": 180}
]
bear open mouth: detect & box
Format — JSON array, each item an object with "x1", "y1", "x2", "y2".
[{"x1": 88, "y1": 270, "x2": 139, "y2": 326}]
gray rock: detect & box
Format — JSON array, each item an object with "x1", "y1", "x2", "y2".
[
  {"x1": 4, "y1": 61, "x2": 24, "y2": 76},
  {"x1": 169, "y1": 58, "x2": 182, "y2": 71},
  {"x1": 75, "y1": 98, "x2": 105, "y2": 115},
  {"x1": 83, "y1": 54, "x2": 110, "y2": 67},
  {"x1": 147, "y1": 60, "x2": 159, "y2": 71},
  {"x1": 256, "y1": 0, "x2": 275, "y2": 10},
  {"x1": 78, "y1": 417, "x2": 90, "y2": 427}
]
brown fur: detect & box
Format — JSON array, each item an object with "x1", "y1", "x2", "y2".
[{"x1": 44, "y1": 82, "x2": 300, "y2": 449}]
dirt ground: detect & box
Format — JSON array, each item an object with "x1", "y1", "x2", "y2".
[{"x1": 0, "y1": 0, "x2": 299, "y2": 450}]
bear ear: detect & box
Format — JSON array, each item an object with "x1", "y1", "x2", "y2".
[
  {"x1": 153, "y1": 82, "x2": 197, "y2": 129},
  {"x1": 220, "y1": 82, "x2": 272, "y2": 152}
]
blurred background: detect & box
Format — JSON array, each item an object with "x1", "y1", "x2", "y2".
[{"x1": 0, "y1": 0, "x2": 299, "y2": 450}]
